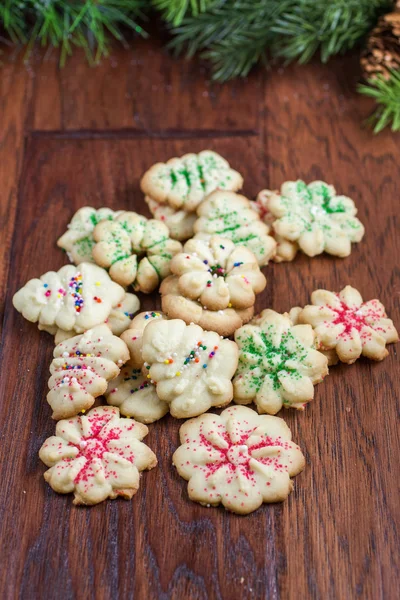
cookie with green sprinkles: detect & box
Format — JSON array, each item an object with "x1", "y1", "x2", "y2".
[
  {"x1": 194, "y1": 191, "x2": 277, "y2": 266},
  {"x1": 265, "y1": 180, "x2": 365, "y2": 258},
  {"x1": 91, "y1": 211, "x2": 182, "y2": 292},
  {"x1": 141, "y1": 318, "x2": 238, "y2": 419},
  {"x1": 57, "y1": 206, "x2": 124, "y2": 263},
  {"x1": 233, "y1": 309, "x2": 328, "y2": 415},
  {"x1": 140, "y1": 150, "x2": 243, "y2": 212}
]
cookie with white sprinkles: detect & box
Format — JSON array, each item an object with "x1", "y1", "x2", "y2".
[
  {"x1": 141, "y1": 318, "x2": 238, "y2": 419},
  {"x1": 299, "y1": 285, "x2": 398, "y2": 364},
  {"x1": 39, "y1": 406, "x2": 157, "y2": 505},
  {"x1": 233, "y1": 309, "x2": 328, "y2": 414},
  {"x1": 47, "y1": 325, "x2": 129, "y2": 420},
  {"x1": 173, "y1": 405, "x2": 305, "y2": 514}
]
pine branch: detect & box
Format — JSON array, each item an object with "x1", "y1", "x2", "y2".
[
  {"x1": 358, "y1": 70, "x2": 400, "y2": 133},
  {"x1": 169, "y1": 0, "x2": 392, "y2": 81},
  {"x1": 273, "y1": 0, "x2": 393, "y2": 64},
  {"x1": 169, "y1": 0, "x2": 294, "y2": 81},
  {"x1": 0, "y1": 1, "x2": 148, "y2": 65},
  {"x1": 152, "y1": 0, "x2": 214, "y2": 26}
]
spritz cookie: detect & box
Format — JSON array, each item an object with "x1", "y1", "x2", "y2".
[
  {"x1": 140, "y1": 150, "x2": 243, "y2": 212},
  {"x1": 172, "y1": 405, "x2": 305, "y2": 514},
  {"x1": 13, "y1": 263, "x2": 125, "y2": 334},
  {"x1": 233, "y1": 309, "x2": 328, "y2": 414},
  {"x1": 194, "y1": 191, "x2": 276, "y2": 266},
  {"x1": 39, "y1": 406, "x2": 157, "y2": 505},
  {"x1": 105, "y1": 311, "x2": 169, "y2": 423},
  {"x1": 254, "y1": 190, "x2": 298, "y2": 263},
  {"x1": 145, "y1": 196, "x2": 197, "y2": 241},
  {"x1": 288, "y1": 306, "x2": 338, "y2": 366},
  {"x1": 299, "y1": 285, "x2": 399, "y2": 364},
  {"x1": 57, "y1": 207, "x2": 123, "y2": 263},
  {"x1": 266, "y1": 180, "x2": 365, "y2": 257},
  {"x1": 48, "y1": 324, "x2": 129, "y2": 420},
  {"x1": 43, "y1": 292, "x2": 140, "y2": 344},
  {"x1": 105, "y1": 292, "x2": 140, "y2": 336},
  {"x1": 92, "y1": 211, "x2": 182, "y2": 292},
  {"x1": 169, "y1": 236, "x2": 266, "y2": 309},
  {"x1": 105, "y1": 367, "x2": 169, "y2": 424},
  {"x1": 121, "y1": 311, "x2": 167, "y2": 367},
  {"x1": 141, "y1": 319, "x2": 238, "y2": 419},
  {"x1": 161, "y1": 275, "x2": 254, "y2": 337}
]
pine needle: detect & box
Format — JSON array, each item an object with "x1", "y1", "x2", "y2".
[
  {"x1": 0, "y1": 1, "x2": 148, "y2": 65},
  {"x1": 358, "y1": 70, "x2": 400, "y2": 133},
  {"x1": 152, "y1": 0, "x2": 214, "y2": 26}
]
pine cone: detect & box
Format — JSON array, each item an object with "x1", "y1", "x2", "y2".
[{"x1": 361, "y1": 1, "x2": 400, "y2": 80}]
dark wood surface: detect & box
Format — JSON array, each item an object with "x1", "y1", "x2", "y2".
[{"x1": 0, "y1": 41, "x2": 399, "y2": 600}]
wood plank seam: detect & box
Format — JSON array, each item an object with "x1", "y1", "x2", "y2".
[{"x1": 28, "y1": 128, "x2": 259, "y2": 141}]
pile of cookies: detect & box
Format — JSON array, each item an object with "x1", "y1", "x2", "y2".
[{"x1": 13, "y1": 150, "x2": 398, "y2": 514}]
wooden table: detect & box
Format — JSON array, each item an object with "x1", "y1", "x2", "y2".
[{"x1": 0, "y1": 39, "x2": 399, "y2": 600}]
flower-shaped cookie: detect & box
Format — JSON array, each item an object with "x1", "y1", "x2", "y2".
[
  {"x1": 105, "y1": 311, "x2": 169, "y2": 423},
  {"x1": 120, "y1": 311, "x2": 167, "y2": 367},
  {"x1": 92, "y1": 211, "x2": 182, "y2": 292},
  {"x1": 233, "y1": 310, "x2": 328, "y2": 414},
  {"x1": 299, "y1": 286, "x2": 399, "y2": 364},
  {"x1": 41, "y1": 292, "x2": 141, "y2": 344},
  {"x1": 170, "y1": 236, "x2": 266, "y2": 310},
  {"x1": 288, "y1": 306, "x2": 338, "y2": 366},
  {"x1": 173, "y1": 405, "x2": 305, "y2": 514},
  {"x1": 140, "y1": 150, "x2": 243, "y2": 212},
  {"x1": 106, "y1": 367, "x2": 169, "y2": 424},
  {"x1": 266, "y1": 180, "x2": 365, "y2": 257},
  {"x1": 145, "y1": 196, "x2": 197, "y2": 241},
  {"x1": 105, "y1": 292, "x2": 141, "y2": 336},
  {"x1": 141, "y1": 319, "x2": 238, "y2": 419},
  {"x1": 48, "y1": 325, "x2": 129, "y2": 420},
  {"x1": 13, "y1": 263, "x2": 125, "y2": 334},
  {"x1": 57, "y1": 206, "x2": 123, "y2": 263},
  {"x1": 39, "y1": 406, "x2": 157, "y2": 505},
  {"x1": 194, "y1": 191, "x2": 276, "y2": 266},
  {"x1": 160, "y1": 275, "x2": 254, "y2": 337},
  {"x1": 254, "y1": 190, "x2": 299, "y2": 263}
]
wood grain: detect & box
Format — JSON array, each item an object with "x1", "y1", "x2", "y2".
[{"x1": 0, "y1": 46, "x2": 399, "y2": 600}]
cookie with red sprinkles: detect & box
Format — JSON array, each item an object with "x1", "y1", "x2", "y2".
[
  {"x1": 48, "y1": 325, "x2": 129, "y2": 420},
  {"x1": 173, "y1": 405, "x2": 305, "y2": 514},
  {"x1": 299, "y1": 285, "x2": 399, "y2": 364},
  {"x1": 39, "y1": 405, "x2": 157, "y2": 505}
]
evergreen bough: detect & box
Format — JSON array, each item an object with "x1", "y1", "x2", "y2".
[{"x1": 0, "y1": 0, "x2": 397, "y2": 132}]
